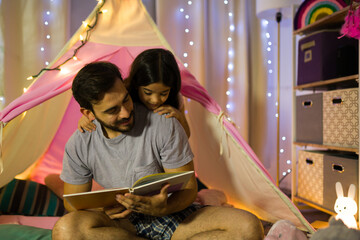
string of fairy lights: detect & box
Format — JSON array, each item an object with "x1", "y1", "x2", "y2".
[
  {"x1": 179, "y1": 0, "x2": 235, "y2": 121},
  {"x1": 225, "y1": 0, "x2": 235, "y2": 114},
  {"x1": 261, "y1": 19, "x2": 291, "y2": 183},
  {"x1": 24, "y1": 0, "x2": 107, "y2": 92}
]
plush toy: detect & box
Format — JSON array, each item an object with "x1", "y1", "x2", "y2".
[
  {"x1": 334, "y1": 182, "x2": 358, "y2": 229},
  {"x1": 264, "y1": 220, "x2": 307, "y2": 240}
]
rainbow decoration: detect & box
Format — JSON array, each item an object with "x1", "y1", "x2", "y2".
[{"x1": 294, "y1": 0, "x2": 348, "y2": 30}]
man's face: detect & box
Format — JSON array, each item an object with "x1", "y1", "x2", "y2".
[{"x1": 91, "y1": 78, "x2": 134, "y2": 138}]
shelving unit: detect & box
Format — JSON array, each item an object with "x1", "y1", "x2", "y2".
[{"x1": 291, "y1": 5, "x2": 360, "y2": 221}]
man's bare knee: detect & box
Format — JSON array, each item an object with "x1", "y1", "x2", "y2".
[{"x1": 53, "y1": 212, "x2": 80, "y2": 240}]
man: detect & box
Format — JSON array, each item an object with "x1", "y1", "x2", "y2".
[{"x1": 52, "y1": 61, "x2": 264, "y2": 240}]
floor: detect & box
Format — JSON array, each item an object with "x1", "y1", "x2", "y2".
[{"x1": 300, "y1": 207, "x2": 332, "y2": 229}]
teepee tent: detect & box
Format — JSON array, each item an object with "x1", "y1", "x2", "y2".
[{"x1": 0, "y1": 0, "x2": 314, "y2": 232}]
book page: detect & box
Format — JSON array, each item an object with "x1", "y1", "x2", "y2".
[
  {"x1": 132, "y1": 171, "x2": 194, "y2": 196},
  {"x1": 63, "y1": 188, "x2": 129, "y2": 210},
  {"x1": 132, "y1": 171, "x2": 193, "y2": 188}
]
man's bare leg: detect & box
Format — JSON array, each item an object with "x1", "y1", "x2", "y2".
[
  {"x1": 172, "y1": 206, "x2": 264, "y2": 240},
  {"x1": 52, "y1": 211, "x2": 145, "y2": 240}
]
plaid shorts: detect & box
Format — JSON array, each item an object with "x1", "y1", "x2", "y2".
[{"x1": 128, "y1": 203, "x2": 204, "y2": 240}]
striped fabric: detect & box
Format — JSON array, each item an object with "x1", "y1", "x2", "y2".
[
  {"x1": 0, "y1": 179, "x2": 65, "y2": 216},
  {"x1": 129, "y1": 204, "x2": 205, "y2": 240}
]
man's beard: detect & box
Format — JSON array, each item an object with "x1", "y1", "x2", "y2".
[{"x1": 95, "y1": 111, "x2": 135, "y2": 133}]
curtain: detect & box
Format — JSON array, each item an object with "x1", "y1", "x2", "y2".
[
  {"x1": 156, "y1": 0, "x2": 254, "y2": 141},
  {"x1": 0, "y1": 0, "x2": 70, "y2": 108},
  {"x1": 156, "y1": 0, "x2": 294, "y2": 190}
]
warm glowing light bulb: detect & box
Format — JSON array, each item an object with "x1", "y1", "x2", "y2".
[
  {"x1": 184, "y1": 63, "x2": 188, "y2": 68},
  {"x1": 101, "y1": 9, "x2": 108, "y2": 13},
  {"x1": 27, "y1": 76, "x2": 33, "y2": 80},
  {"x1": 60, "y1": 68, "x2": 70, "y2": 75},
  {"x1": 228, "y1": 49, "x2": 234, "y2": 57},
  {"x1": 82, "y1": 21, "x2": 88, "y2": 27},
  {"x1": 80, "y1": 35, "x2": 84, "y2": 41},
  {"x1": 23, "y1": 88, "x2": 28, "y2": 93},
  {"x1": 73, "y1": 56, "x2": 78, "y2": 60}
]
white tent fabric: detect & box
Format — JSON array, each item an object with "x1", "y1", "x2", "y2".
[{"x1": 0, "y1": 0, "x2": 314, "y2": 233}]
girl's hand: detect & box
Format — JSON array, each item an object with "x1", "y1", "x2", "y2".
[
  {"x1": 153, "y1": 105, "x2": 181, "y2": 120},
  {"x1": 78, "y1": 115, "x2": 96, "y2": 133}
]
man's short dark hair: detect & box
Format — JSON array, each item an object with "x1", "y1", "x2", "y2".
[{"x1": 72, "y1": 61, "x2": 123, "y2": 111}]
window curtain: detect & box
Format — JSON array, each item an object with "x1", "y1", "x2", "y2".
[
  {"x1": 0, "y1": 0, "x2": 70, "y2": 108},
  {"x1": 156, "y1": 0, "x2": 293, "y2": 189}
]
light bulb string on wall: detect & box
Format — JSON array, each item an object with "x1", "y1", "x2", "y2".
[{"x1": 27, "y1": 0, "x2": 106, "y2": 80}]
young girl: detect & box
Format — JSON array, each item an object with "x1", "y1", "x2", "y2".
[{"x1": 78, "y1": 48, "x2": 191, "y2": 138}]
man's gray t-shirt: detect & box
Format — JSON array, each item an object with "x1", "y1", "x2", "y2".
[{"x1": 60, "y1": 103, "x2": 193, "y2": 189}]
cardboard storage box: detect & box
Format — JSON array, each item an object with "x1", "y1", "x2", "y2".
[
  {"x1": 297, "y1": 30, "x2": 358, "y2": 85},
  {"x1": 298, "y1": 150, "x2": 324, "y2": 206},
  {"x1": 323, "y1": 152, "x2": 358, "y2": 212},
  {"x1": 323, "y1": 88, "x2": 359, "y2": 148},
  {"x1": 296, "y1": 93, "x2": 323, "y2": 144}
]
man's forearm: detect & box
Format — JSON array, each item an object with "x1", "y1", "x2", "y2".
[{"x1": 163, "y1": 180, "x2": 198, "y2": 215}]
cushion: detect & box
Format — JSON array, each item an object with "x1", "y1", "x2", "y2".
[
  {"x1": 0, "y1": 179, "x2": 65, "y2": 216},
  {"x1": 0, "y1": 224, "x2": 51, "y2": 240}
]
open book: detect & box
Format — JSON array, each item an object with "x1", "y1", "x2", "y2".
[{"x1": 63, "y1": 171, "x2": 194, "y2": 210}]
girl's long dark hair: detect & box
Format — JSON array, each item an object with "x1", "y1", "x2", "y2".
[{"x1": 127, "y1": 48, "x2": 181, "y2": 109}]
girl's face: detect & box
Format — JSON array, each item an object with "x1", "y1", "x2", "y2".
[{"x1": 138, "y1": 82, "x2": 171, "y2": 110}]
